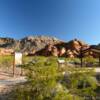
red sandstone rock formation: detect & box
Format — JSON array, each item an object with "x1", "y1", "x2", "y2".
[
  {"x1": 0, "y1": 48, "x2": 14, "y2": 55},
  {"x1": 1, "y1": 36, "x2": 99, "y2": 58}
]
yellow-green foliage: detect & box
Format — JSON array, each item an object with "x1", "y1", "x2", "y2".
[
  {"x1": 23, "y1": 56, "x2": 47, "y2": 64},
  {"x1": 0, "y1": 55, "x2": 13, "y2": 67},
  {"x1": 8, "y1": 56, "x2": 97, "y2": 100},
  {"x1": 83, "y1": 56, "x2": 96, "y2": 63}
]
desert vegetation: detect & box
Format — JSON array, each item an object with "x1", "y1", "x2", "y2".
[
  {"x1": 0, "y1": 56, "x2": 99, "y2": 100},
  {"x1": 0, "y1": 55, "x2": 100, "y2": 100}
]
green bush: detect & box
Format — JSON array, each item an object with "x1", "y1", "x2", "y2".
[
  {"x1": 8, "y1": 57, "x2": 98, "y2": 100},
  {"x1": 0, "y1": 55, "x2": 13, "y2": 68}
]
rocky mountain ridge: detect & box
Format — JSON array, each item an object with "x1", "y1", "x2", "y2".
[{"x1": 0, "y1": 36, "x2": 99, "y2": 57}]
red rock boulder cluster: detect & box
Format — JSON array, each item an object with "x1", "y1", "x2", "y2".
[
  {"x1": 36, "y1": 39, "x2": 89, "y2": 58},
  {"x1": 1, "y1": 36, "x2": 99, "y2": 58}
]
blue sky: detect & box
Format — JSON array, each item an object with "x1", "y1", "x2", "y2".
[{"x1": 0, "y1": 0, "x2": 100, "y2": 44}]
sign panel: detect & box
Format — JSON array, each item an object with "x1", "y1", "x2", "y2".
[
  {"x1": 58, "y1": 59, "x2": 65, "y2": 64},
  {"x1": 15, "y1": 52, "x2": 22, "y2": 65}
]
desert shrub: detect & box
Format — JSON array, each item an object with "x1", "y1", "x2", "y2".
[
  {"x1": 83, "y1": 56, "x2": 96, "y2": 67},
  {"x1": 7, "y1": 57, "x2": 97, "y2": 100},
  {"x1": 0, "y1": 55, "x2": 13, "y2": 68},
  {"x1": 65, "y1": 58, "x2": 80, "y2": 65},
  {"x1": 62, "y1": 67, "x2": 97, "y2": 97},
  {"x1": 23, "y1": 56, "x2": 47, "y2": 64}
]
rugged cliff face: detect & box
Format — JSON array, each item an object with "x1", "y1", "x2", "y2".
[
  {"x1": 0, "y1": 36, "x2": 61, "y2": 55},
  {"x1": 0, "y1": 36, "x2": 99, "y2": 57},
  {"x1": 0, "y1": 38, "x2": 15, "y2": 48},
  {"x1": 35, "y1": 39, "x2": 89, "y2": 57},
  {"x1": 0, "y1": 37, "x2": 19, "y2": 55},
  {"x1": 19, "y1": 36, "x2": 61, "y2": 53}
]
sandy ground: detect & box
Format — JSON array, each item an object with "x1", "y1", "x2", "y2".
[
  {"x1": 0, "y1": 68, "x2": 26, "y2": 96},
  {"x1": 0, "y1": 72, "x2": 26, "y2": 100}
]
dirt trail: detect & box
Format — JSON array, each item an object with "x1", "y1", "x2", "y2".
[{"x1": 0, "y1": 72, "x2": 26, "y2": 94}]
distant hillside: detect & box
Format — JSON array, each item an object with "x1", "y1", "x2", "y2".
[
  {"x1": 0, "y1": 36, "x2": 99, "y2": 57},
  {"x1": 0, "y1": 37, "x2": 16, "y2": 48},
  {"x1": 0, "y1": 36, "x2": 62, "y2": 55}
]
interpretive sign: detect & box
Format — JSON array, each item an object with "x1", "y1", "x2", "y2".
[
  {"x1": 58, "y1": 59, "x2": 65, "y2": 64},
  {"x1": 13, "y1": 52, "x2": 23, "y2": 76},
  {"x1": 15, "y1": 52, "x2": 22, "y2": 65},
  {"x1": 57, "y1": 59, "x2": 65, "y2": 68}
]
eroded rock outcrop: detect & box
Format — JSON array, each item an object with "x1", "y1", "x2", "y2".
[
  {"x1": 20, "y1": 36, "x2": 61, "y2": 53},
  {"x1": 0, "y1": 36, "x2": 99, "y2": 57}
]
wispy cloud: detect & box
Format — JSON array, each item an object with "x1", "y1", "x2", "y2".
[{"x1": 0, "y1": 32, "x2": 13, "y2": 37}]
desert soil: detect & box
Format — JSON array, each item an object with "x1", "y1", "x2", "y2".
[{"x1": 0, "y1": 67, "x2": 26, "y2": 99}]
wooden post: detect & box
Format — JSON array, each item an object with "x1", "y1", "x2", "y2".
[
  {"x1": 99, "y1": 56, "x2": 100, "y2": 67},
  {"x1": 13, "y1": 53, "x2": 15, "y2": 77},
  {"x1": 80, "y1": 56, "x2": 83, "y2": 67},
  {"x1": 20, "y1": 53, "x2": 23, "y2": 76},
  {"x1": 80, "y1": 47, "x2": 83, "y2": 67},
  {"x1": 20, "y1": 66, "x2": 23, "y2": 76}
]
